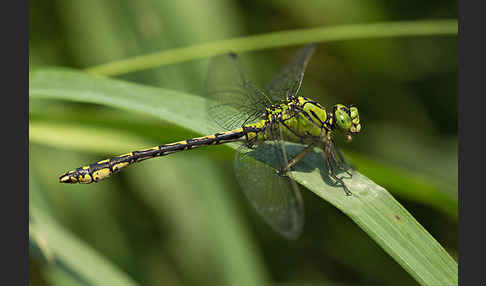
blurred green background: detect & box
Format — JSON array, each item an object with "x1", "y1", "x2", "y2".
[{"x1": 29, "y1": 1, "x2": 457, "y2": 285}]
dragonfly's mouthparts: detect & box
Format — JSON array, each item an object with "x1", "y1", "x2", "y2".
[{"x1": 344, "y1": 134, "x2": 353, "y2": 142}]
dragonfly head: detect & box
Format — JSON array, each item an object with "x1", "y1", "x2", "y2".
[{"x1": 333, "y1": 104, "x2": 361, "y2": 142}]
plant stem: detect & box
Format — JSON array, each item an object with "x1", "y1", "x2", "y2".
[{"x1": 86, "y1": 19, "x2": 457, "y2": 76}]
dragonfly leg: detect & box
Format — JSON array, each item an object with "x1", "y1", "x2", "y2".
[
  {"x1": 330, "y1": 142, "x2": 352, "y2": 177},
  {"x1": 334, "y1": 141, "x2": 354, "y2": 175},
  {"x1": 277, "y1": 142, "x2": 316, "y2": 176},
  {"x1": 324, "y1": 143, "x2": 352, "y2": 196}
]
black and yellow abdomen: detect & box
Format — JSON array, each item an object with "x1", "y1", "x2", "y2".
[{"x1": 59, "y1": 128, "x2": 252, "y2": 184}]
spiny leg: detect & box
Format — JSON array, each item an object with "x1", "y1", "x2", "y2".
[
  {"x1": 324, "y1": 143, "x2": 352, "y2": 196},
  {"x1": 277, "y1": 142, "x2": 317, "y2": 176}
]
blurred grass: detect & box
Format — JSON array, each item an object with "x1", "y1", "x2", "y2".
[
  {"x1": 29, "y1": 122, "x2": 268, "y2": 286},
  {"x1": 30, "y1": 205, "x2": 138, "y2": 286},
  {"x1": 30, "y1": 1, "x2": 457, "y2": 285}
]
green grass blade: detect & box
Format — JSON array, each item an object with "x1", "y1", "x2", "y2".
[
  {"x1": 85, "y1": 19, "x2": 457, "y2": 76},
  {"x1": 29, "y1": 68, "x2": 458, "y2": 285},
  {"x1": 345, "y1": 150, "x2": 458, "y2": 220}
]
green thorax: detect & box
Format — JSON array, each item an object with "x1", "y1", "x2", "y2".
[{"x1": 245, "y1": 96, "x2": 333, "y2": 144}]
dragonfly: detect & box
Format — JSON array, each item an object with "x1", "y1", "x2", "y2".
[{"x1": 59, "y1": 43, "x2": 361, "y2": 239}]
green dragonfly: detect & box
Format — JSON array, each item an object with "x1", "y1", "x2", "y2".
[{"x1": 59, "y1": 44, "x2": 361, "y2": 239}]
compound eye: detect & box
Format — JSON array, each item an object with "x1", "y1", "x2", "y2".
[{"x1": 336, "y1": 110, "x2": 352, "y2": 131}]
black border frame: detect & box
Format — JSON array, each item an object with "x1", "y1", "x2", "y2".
[
  {"x1": 6, "y1": 0, "x2": 29, "y2": 285},
  {"x1": 458, "y1": 0, "x2": 485, "y2": 285}
]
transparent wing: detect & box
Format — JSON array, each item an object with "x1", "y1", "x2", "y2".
[
  {"x1": 265, "y1": 43, "x2": 316, "y2": 102},
  {"x1": 234, "y1": 124, "x2": 304, "y2": 239},
  {"x1": 206, "y1": 53, "x2": 271, "y2": 131}
]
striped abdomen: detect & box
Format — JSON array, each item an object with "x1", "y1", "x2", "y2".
[{"x1": 59, "y1": 127, "x2": 255, "y2": 184}]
